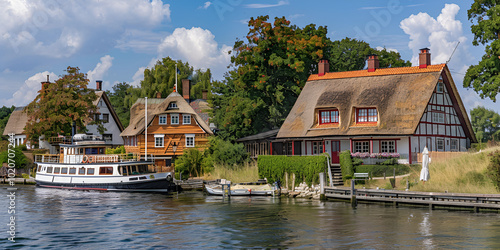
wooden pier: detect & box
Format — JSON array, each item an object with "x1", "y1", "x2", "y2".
[{"x1": 325, "y1": 187, "x2": 500, "y2": 213}]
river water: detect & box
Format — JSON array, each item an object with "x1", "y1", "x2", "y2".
[{"x1": 1, "y1": 185, "x2": 500, "y2": 249}]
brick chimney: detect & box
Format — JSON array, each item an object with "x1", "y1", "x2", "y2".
[
  {"x1": 318, "y1": 60, "x2": 329, "y2": 76},
  {"x1": 41, "y1": 75, "x2": 50, "y2": 93},
  {"x1": 96, "y1": 80, "x2": 102, "y2": 91},
  {"x1": 156, "y1": 92, "x2": 161, "y2": 98},
  {"x1": 182, "y1": 79, "x2": 190, "y2": 103},
  {"x1": 419, "y1": 48, "x2": 431, "y2": 68},
  {"x1": 367, "y1": 54, "x2": 379, "y2": 72},
  {"x1": 202, "y1": 90, "x2": 208, "y2": 100}
]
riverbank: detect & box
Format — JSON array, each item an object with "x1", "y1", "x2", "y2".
[{"x1": 0, "y1": 177, "x2": 36, "y2": 185}]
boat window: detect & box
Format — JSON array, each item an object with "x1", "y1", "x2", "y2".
[
  {"x1": 87, "y1": 168, "x2": 95, "y2": 175},
  {"x1": 79, "y1": 148, "x2": 84, "y2": 154},
  {"x1": 99, "y1": 167, "x2": 113, "y2": 175},
  {"x1": 54, "y1": 167, "x2": 60, "y2": 174},
  {"x1": 79, "y1": 167, "x2": 85, "y2": 175},
  {"x1": 129, "y1": 177, "x2": 138, "y2": 181},
  {"x1": 61, "y1": 167, "x2": 68, "y2": 174},
  {"x1": 37, "y1": 165, "x2": 41, "y2": 172},
  {"x1": 139, "y1": 176, "x2": 147, "y2": 180},
  {"x1": 69, "y1": 168, "x2": 76, "y2": 174},
  {"x1": 47, "y1": 167, "x2": 53, "y2": 173}
]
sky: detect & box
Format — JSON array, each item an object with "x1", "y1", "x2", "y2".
[{"x1": 0, "y1": 0, "x2": 498, "y2": 115}]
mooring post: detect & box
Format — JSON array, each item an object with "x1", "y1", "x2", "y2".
[
  {"x1": 351, "y1": 179, "x2": 357, "y2": 208},
  {"x1": 319, "y1": 172, "x2": 326, "y2": 200},
  {"x1": 406, "y1": 178, "x2": 409, "y2": 190},
  {"x1": 291, "y1": 173, "x2": 295, "y2": 192},
  {"x1": 285, "y1": 172, "x2": 289, "y2": 191}
]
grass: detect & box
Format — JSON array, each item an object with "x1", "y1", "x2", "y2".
[
  {"x1": 201, "y1": 161, "x2": 260, "y2": 183},
  {"x1": 361, "y1": 147, "x2": 500, "y2": 194}
]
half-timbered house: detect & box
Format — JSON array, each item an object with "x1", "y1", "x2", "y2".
[{"x1": 276, "y1": 48, "x2": 476, "y2": 164}]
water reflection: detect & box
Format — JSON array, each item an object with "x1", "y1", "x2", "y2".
[{"x1": 1, "y1": 186, "x2": 500, "y2": 249}]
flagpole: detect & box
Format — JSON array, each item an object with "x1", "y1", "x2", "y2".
[
  {"x1": 175, "y1": 64, "x2": 178, "y2": 92},
  {"x1": 145, "y1": 97, "x2": 148, "y2": 161}
]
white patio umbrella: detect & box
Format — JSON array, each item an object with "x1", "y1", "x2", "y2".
[{"x1": 420, "y1": 146, "x2": 430, "y2": 182}]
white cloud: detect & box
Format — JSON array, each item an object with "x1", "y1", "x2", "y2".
[
  {"x1": 199, "y1": 2, "x2": 212, "y2": 9},
  {"x1": 0, "y1": 0, "x2": 170, "y2": 69},
  {"x1": 245, "y1": 1, "x2": 288, "y2": 9},
  {"x1": 157, "y1": 27, "x2": 231, "y2": 80},
  {"x1": 87, "y1": 55, "x2": 114, "y2": 89},
  {"x1": 375, "y1": 46, "x2": 398, "y2": 53},
  {"x1": 0, "y1": 71, "x2": 59, "y2": 107}
]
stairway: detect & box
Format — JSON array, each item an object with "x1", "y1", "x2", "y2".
[{"x1": 330, "y1": 164, "x2": 344, "y2": 186}]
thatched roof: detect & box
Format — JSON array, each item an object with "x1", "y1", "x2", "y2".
[
  {"x1": 277, "y1": 64, "x2": 476, "y2": 142},
  {"x1": 3, "y1": 107, "x2": 28, "y2": 135},
  {"x1": 120, "y1": 92, "x2": 213, "y2": 137}
]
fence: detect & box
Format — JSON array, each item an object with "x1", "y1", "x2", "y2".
[{"x1": 416, "y1": 151, "x2": 467, "y2": 163}]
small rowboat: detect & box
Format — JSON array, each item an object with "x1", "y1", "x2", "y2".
[{"x1": 205, "y1": 183, "x2": 279, "y2": 196}]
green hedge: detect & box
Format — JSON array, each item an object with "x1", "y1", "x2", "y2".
[
  {"x1": 257, "y1": 155, "x2": 328, "y2": 186},
  {"x1": 339, "y1": 150, "x2": 354, "y2": 180},
  {"x1": 354, "y1": 164, "x2": 411, "y2": 177}
]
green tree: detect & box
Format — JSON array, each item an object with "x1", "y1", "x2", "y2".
[
  {"x1": 141, "y1": 57, "x2": 193, "y2": 98},
  {"x1": 24, "y1": 66, "x2": 103, "y2": 147},
  {"x1": 326, "y1": 38, "x2": 411, "y2": 72},
  {"x1": 464, "y1": 1, "x2": 500, "y2": 101},
  {"x1": 471, "y1": 106, "x2": 500, "y2": 142},
  {"x1": 106, "y1": 82, "x2": 132, "y2": 128},
  {"x1": 175, "y1": 148, "x2": 206, "y2": 177},
  {"x1": 211, "y1": 16, "x2": 328, "y2": 141},
  {"x1": 0, "y1": 147, "x2": 29, "y2": 168},
  {"x1": 190, "y1": 69, "x2": 212, "y2": 99},
  {"x1": 0, "y1": 105, "x2": 15, "y2": 136}
]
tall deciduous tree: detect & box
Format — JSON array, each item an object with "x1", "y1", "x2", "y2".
[
  {"x1": 211, "y1": 16, "x2": 328, "y2": 141},
  {"x1": 24, "y1": 67, "x2": 103, "y2": 147},
  {"x1": 470, "y1": 106, "x2": 500, "y2": 142},
  {"x1": 106, "y1": 82, "x2": 132, "y2": 128},
  {"x1": 464, "y1": 1, "x2": 500, "y2": 101},
  {"x1": 141, "y1": 57, "x2": 193, "y2": 98}
]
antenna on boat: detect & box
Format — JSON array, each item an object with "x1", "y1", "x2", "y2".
[
  {"x1": 446, "y1": 41, "x2": 460, "y2": 65},
  {"x1": 145, "y1": 97, "x2": 148, "y2": 161}
]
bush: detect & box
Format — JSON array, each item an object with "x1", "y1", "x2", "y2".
[
  {"x1": 486, "y1": 151, "x2": 500, "y2": 191},
  {"x1": 205, "y1": 137, "x2": 248, "y2": 168},
  {"x1": 351, "y1": 157, "x2": 364, "y2": 166},
  {"x1": 106, "y1": 146, "x2": 126, "y2": 154},
  {"x1": 380, "y1": 158, "x2": 398, "y2": 165},
  {"x1": 0, "y1": 147, "x2": 28, "y2": 168},
  {"x1": 339, "y1": 150, "x2": 354, "y2": 180},
  {"x1": 22, "y1": 173, "x2": 29, "y2": 179},
  {"x1": 175, "y1": 148, "x2": 209, "y2": 177},
  {"x1": 257, "y1": 155, "x2": 328, "y2": 186}
]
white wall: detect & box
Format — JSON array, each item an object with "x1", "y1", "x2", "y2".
[{"x1": 86, "y1": 97, "x2": 124, "y2": 146}]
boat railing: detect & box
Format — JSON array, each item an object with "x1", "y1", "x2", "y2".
[
  {"x1": 34, "y1": 154, "x2": 60, "y2": 163},
  {"x1": 35, "y1": 153, "x2": 140, "y2": 163}
]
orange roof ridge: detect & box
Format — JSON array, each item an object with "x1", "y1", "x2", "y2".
[{"x1": 308, "y1": 64, "x2": 446, "y2": 81}]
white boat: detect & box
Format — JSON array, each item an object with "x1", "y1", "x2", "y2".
[
  {"x1": 34, "y1": 136, "x2": 175, "y2": 192},
  {"x1": 205, "y1": 182, "x2": 279, "y2": 196}
]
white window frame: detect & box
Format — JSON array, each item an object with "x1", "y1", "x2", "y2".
[
  {"x1": 183, "y1": 114, "x2": 191, "y2": 124},
  {"x1": 354, "y1": 141, "x2": 370, "y2": 153},
  {"x1": 171, "y1": 114, "x2": 179, "y2": 125},
  {"x1": 381, "y1": 141, "x2": 395, "y2": 153},
  {"x1": 432, "y1": 112, "x2": 445, "y2": 124},
  {"x1": 185, "y1": 134, "x2": 195, "y2": 147},
  {"x1": 154, "y1": 134, "x2": 165, "y2": 147},
  {"x1": 159, "y1": 115, "x2": 167, "y2": 125},
  {"x1": 169, "y1": 102, "x2": 178, "y2": 108}
]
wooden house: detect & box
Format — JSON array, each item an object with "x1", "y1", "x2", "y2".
[
  {"x1": 120, "y1": 80, "x2": 213, "y2": 167},
  {"x1": 276, "y1": 48, "x2": 476, "y2": 164}
]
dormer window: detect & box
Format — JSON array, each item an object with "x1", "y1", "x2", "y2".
[
  {"x1": 168, "y1": 102, "x2": 178, "y2": 109},
  {"x1": 356, "y1": 108, "x2": 377, "y2": 123},
  {"x1": 319, "y1": 109, "x2": 339, "y2": 124},
  {"x1": 436, "y1": 82, "x2": 444, "y2": 93}
]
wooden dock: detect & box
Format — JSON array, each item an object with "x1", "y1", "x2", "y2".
[{"x1": 325, "y1": 187, "x2": 500, "y2": 213}]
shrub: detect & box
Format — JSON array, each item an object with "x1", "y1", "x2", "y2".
[
  {"x1": 352, "y1": 157, "x2": 364, "y2": 166},
  {"x1": 22, "y1": 173, "x2": 29, "y2": 179},
  {"x1": 486, "y1": 151, "x2": 500, "y2": 191},
  {"x1": 0, "y1": 147, "x2": 28, "y2": 168},
  {"x1": 257, "y1": 155, "x2": 327, "y2": 186},
  {"x1": 175, "y1": 148, "x2": 209, "y2": 177},
  {"x1": 339, "y1": 150, "x2": 354, "y2": 180},
  {"x1": 205, "y1": 137, "x2": 248, "y2": 168},
  {"x1": 106, "y1": 146, "x2": 126, "y2": 154},
  {"x1": 380, "y1": 158, "x2": 398, "y2": 165}
]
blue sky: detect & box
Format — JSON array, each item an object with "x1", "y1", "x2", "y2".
[{"x1": 0, "y1": 0, "x2": 498, "y2": 115}]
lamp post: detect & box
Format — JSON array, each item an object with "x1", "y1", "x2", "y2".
[{"x1": 172, "y1": 142, "x2": 178, "y2": 168}]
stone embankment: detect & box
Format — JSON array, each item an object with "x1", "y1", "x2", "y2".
[{"x1": 281, "y1": 182, "x2": 322, "y2": 199}]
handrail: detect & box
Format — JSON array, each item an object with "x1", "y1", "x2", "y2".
[{"x1": 34, "y1": 153, "x2": 140, "y2": 163}]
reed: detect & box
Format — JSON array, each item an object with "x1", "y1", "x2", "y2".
[
  {"x1": 405, "y1": 147, "x2": 499, "y2": 194},
  {"x1": 202, "y1": 161, "x2": 260, "y2": 183}
]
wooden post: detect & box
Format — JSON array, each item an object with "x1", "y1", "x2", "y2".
[
  {"x1": 291, "y1": 173, "x2": 295, "y2": 192},
  {"x1": 406, "y1": 178, "x2": 409, "y2": 190},
  {"x1": 319, "y1": 172, "x2": 326, "y2": 200},
  {"x1": 393, "y1": 168, "x2": 396, "y2": 187},
  {"x1": 285, "y1": 172, "x2": 289, "y2": 191},
  {"x1": 350, "y1": 179, "x2": 357, "y2": 208}
]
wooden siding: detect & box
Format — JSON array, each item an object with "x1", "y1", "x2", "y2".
[{"x1": 125, "y1": 113, "x2": 211, "y2": 157}]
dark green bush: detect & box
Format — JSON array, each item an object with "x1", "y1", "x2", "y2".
[
  {"x1": 175, "y1": 148, "x2": 208, "y2": 177},
  {"x1": 380, "y1": 158, "x2": 398, "y2": 165},
  {"x1": 351, "y1": 157, "x2": 364, "y2": 166},
  {"x1": 205, "y1": 137, "x2": 248, "y2": 168},
  {"x1": 487, "y1": 151, "x2": 500, "y2": 191},
  {"x1": 339, "y1": 150, "x2": 354, "y2": 180},
  {"x1": 257, "y1": 155, "x2": 327, "y2": 186}
]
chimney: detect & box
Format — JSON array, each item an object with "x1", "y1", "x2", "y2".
[
  {"x1": 156, "y1": 92, "x2": 161, "y2": 99},
  {"x1": 367, "y1": 54, "x2": 379, "y2": 72},
  {"x1": 40, "y1": 75, "x2": 50, "y2": 99},
  {"x1": 182, "y1": 79, "x2": 190, "y2": 103},
  {"x1": 318, "y1": 60, "x2": 329, "y2": 76},
  {"x1": 96, "y1": 80, "x2": 102, "y2": 91},
  {"x1": 202, "y1": 90, "x2": 208, "y2": 100},
  {"x1": 419, "y1": 48, "x2": 431, "y2": 68}
]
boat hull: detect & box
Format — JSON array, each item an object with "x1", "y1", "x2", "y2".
[
  {"x1": 36, "y1": 178, "x2": 175, "y2": 192},
  {"x1": 205, "y1": 184, "x2": 278, "y2": 196}
]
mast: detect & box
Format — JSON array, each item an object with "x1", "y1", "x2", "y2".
[{"x1": 145, "y1": 97, "x2": 148, "y2": 161}]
